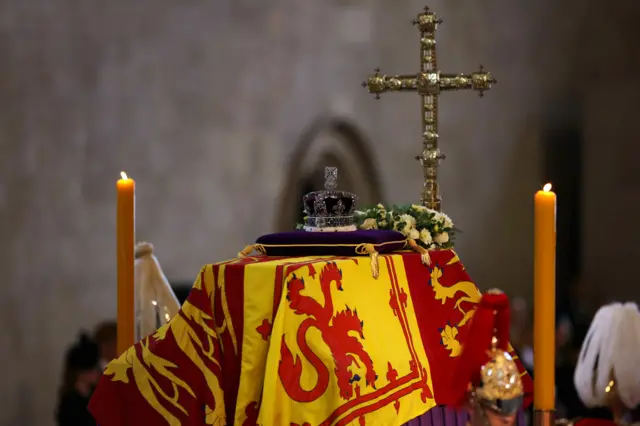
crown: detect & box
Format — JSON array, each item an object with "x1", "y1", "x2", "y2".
[{"x1": 303, "y1": 167, "x2": 358, "y2": 231}]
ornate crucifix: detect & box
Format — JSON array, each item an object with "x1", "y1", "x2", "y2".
[{"x1": 362, "y1": 6, "x2": 496, "y2": 211}]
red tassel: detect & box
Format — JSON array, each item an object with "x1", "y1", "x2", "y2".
[{"x1": 444, "y1": 292, "x2": 510, "y2": 407}]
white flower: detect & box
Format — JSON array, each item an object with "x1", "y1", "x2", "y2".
[
  {"x1": 434, "y1": 232, "x2": 449, "y2": 245},
  {"x1": 379, "y1": 220, "x2": 388, "y2": 228},
  {"x1": 411, "y1": 204, "x2": 427, "y2": 212},
  {"x1": 398, "y1": 214, "x2": 416, "y2": 236},
  {"x1": 409, "y1": 228, "x2": 420, "y2": 240},
  {"x1": 355, "y1": 210, "x2": 366, "y2": 216},
  {"x1": 440, "y1": 212, "x2": 454, "y2": 228},
  {"x1": 420, "y1": 229, "x2": 433, "y2": 246},
  {"x1": 424, "y1": 209, "x2": 453, "y2": 228},
  {"x1": 399, "y1": 214, "x2": 416, "y2": 228},
  {"x1": 376, "y1": 203, "x2": 386, "y2": 210},
  {"x1": 361, "y1": 218, "x2": 378, "y2": 230}
]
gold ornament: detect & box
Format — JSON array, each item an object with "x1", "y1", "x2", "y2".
[
  {"x1": 362, "y1": 6, "x2": 496, "y2": 211},
  {"x1": 473, "y1": 293, "x2": 524, "y2": 424},
  {"x1": 476, "y1": 347, "x2": 524, "y2": 410},
  {"x1": 470, "y1": 344, "x2": 524, "y2": 426}
]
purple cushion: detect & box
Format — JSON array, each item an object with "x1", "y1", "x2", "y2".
[{"x1": 255, "y1": 230, "x2": 407, "y2": 257}]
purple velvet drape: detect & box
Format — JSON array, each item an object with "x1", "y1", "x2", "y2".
[{"x1": 403, "y1": 406, "x2": 527, "y2": 426}]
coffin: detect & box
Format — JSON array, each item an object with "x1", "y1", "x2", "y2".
[{"x1": 90, "y1": 250, "x2": 531, "y2": 425}]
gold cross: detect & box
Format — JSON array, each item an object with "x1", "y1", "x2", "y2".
[{"x1": 362, "y1": 6, "x2": 496, "y2": 211}]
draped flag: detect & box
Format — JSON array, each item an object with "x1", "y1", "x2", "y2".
[
  {"x1": 258, "y1": 255, "x2": 435, "y2": 425},
  {"x1": 89, "y1": 251, "x2": 532, "y2": 426}
]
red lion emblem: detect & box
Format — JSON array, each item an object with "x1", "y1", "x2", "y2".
[{"x1": 278, "y1": 262, "x2": 377, "y2": 402}]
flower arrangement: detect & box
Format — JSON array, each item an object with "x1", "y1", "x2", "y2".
[{"x1": 355, "y1": 204, "x2": 456, "y2": 249}]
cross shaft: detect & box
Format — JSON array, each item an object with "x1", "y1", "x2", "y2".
[{"x1": 362, "y1": 6, "x2": 496, "y2": 211}]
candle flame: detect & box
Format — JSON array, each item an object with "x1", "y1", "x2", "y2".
[
  {"x1": 120, "y1": 171, "x2": 129, "y2": 180},
  {"x1": 543, "y1": 183, "x2": 552, "y2": 192}
]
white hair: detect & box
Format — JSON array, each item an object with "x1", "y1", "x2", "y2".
[{"x1": 574, "y1": 302, "x2": 640, "y2": 409}]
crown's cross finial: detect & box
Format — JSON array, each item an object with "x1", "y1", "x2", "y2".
[
  {"x1": 361, "y1": 5, "x2": 496, "y2": 211},
  {"x1": 324, "y1": 167, "x2": 338, "y2": 191}
]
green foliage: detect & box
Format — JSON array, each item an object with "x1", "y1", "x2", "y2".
[{"x1": 296, "y1": 203, "x2": 457, "y2": 250}]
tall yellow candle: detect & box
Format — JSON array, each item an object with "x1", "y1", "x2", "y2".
[
  {"x1": 533, "y1": 183, "x2": 557, "y2": 411},
  {"x1": 116, "y1": 171, "x2": 135, "y2": 355}
]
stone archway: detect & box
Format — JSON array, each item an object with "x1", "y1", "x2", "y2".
[{"x1": 276, "y1": 118, "x2": 383, "y2": 231}]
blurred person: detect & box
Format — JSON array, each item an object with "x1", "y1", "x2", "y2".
[
  {"x1": 510, "y1": 297, "x2": 528, "y2": 347},
  {"x1": 566, "y1": 277, "x2": 594, "y2": 331},
  {"x1": 94, "y1": 321, "x2": 117, "y2": 370},
  {"x1": 556, "y1": 322, "x2": 590, "y2": 419},
  {"x1": 56, "y1": 333, "x2": 100, "y2": 426},
  {"x1": 510, "y1": 297, "x2": 534, "y2": 372},
  {"x1": 519, "y1": 326, "x2": 534, "y2": 372},
  {"x1": 557, "y1": 315, "x2": 573, "y2": 351}
]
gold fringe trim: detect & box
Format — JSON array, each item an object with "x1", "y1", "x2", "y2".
[
  {"x1": 237, "y1": 244, "x2": 266, "y2": 258},
  {"x1": 408, "y1": 239, "x2": 431, "y2": 266},
  {"x1": 355, "y1": 243, "x2": 380, "y2": 279}
]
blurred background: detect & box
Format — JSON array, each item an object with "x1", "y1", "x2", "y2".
[{"x1": 1, "y1": 0, "x2": 638, "y2": 424}]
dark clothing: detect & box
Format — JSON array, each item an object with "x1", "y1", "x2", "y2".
[
  {"x1": 56, "y1": 390, "x2": 96, "y2": 426},
  {"x1": 557, "y1": 362, "x2": 587, "y2": 419},
  {"x1": 557, "y1": 361, "x2": 614, "y2": 420},
  {"x1": 67, "y1": 335, "x2": 100, "y2": 371},
  {"x1": 583, "y1": 408, "x2": 615, "y2": 420}
]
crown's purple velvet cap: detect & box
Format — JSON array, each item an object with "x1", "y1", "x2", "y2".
[{"x1": 256, "y1": 230, "x2": 407, "y2": 257}]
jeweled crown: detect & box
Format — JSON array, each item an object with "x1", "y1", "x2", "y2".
[{"x1": 303, "y1": 167, "x2": 358, "y2": 229}]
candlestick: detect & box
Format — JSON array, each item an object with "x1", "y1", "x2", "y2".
[
  {"x1": 533, "y1": 183, "x2": 557, "y2": 412},
  {"x1": 117, "y1": 171, "x2": 135, "y2": 355}
]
